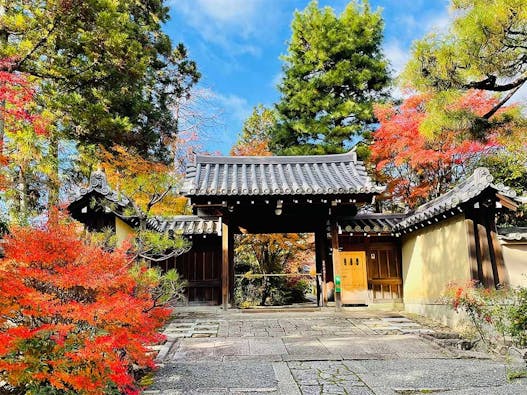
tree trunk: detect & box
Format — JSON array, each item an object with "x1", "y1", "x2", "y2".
[
  {"x1": 47, "y1": 131, "x2": 60, "y2": 208},
  {"x1": 16, "y1": 167, "x2": 27, "y2": 221}
]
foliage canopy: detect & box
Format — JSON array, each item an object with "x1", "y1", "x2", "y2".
[
  {"x1": 1, "y1": 0, "x2": 200, "y2": 159},
  {"x1": 371, "y1": 91, "x2": 505, "y2": 207},
  {"x1": 0, "y1": 211, "x2": 171, "y2": 394},
  {"x1": 402, "y1": 0, "x2": 527, "y2": 137},
  {"x1": 271, "y1": 0, "x2": 389, "y2": 155}
]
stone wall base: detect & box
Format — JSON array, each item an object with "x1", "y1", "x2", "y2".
[{"x1": 404, "y1": 302, "x2": 470, "y2": 330}]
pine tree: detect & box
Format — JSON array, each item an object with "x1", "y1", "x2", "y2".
[
  {"x1": 271, "y1": 0, "x2": 389, "y2": 155},
  {"x1": 402, "y1": 0, "x2": 526, "y2": 137}
]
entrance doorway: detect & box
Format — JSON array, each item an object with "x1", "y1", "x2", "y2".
[{"x1": 232, "y1": 233, "x2": 318, "y2": 308}]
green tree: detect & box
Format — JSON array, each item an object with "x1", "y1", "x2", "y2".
[
  {"x1": 0, "y1": 1, "x2": 200, "y2": 211},
  {"x1": 271, "y1": 0, "x2": 389, "y2": 155},
  {"x1": 402, "y1": 0, "x2": 526, "y2": 137},
  {"x1": 230, "y1": 105, "x2": 276, "y2": 156},
  {"x1": 479, "y1": 125, "x2": 527, "y2": 226}
]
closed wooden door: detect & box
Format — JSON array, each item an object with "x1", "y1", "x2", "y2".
[
  {"x1": 174, "y1": 239, "x2": 222, "y2": 305},
  {"x1": 337, "y1": 251, "x2": 368, "y2": 304}
]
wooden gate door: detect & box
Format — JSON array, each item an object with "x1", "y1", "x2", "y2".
[
  {"x1": 175, "y1": 239, "x2": 222, "y2": 305},
  {"x1": 337, "y1": 251, "x2": 368, "y2": 304}
]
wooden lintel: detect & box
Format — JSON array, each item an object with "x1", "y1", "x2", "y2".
[
  {"x1": 369, "y1": 277, "x2": 403, "y2": 286},
  {"x1": 194, "y1": 203, "x2": 226, "y2": 208},
  {"x1": 496, "y1": 193, "x2": 518, "y2": 212}
]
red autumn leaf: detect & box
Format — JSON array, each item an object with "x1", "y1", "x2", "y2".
[
  {"x1": 0, "y1": 58, "x2": 49, "y2": 190},
  {"x1": 371, "y1": 92, "x2": 500, "y2": 207},
  {"x1": 0, "y1": 210, "x2": 170, "y2": 394}
]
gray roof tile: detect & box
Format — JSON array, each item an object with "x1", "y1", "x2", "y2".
[
  {"x1": 68, "y1": 170, "x2": 131, "y2": 208},
  {"x1": 498, "y1": 227, "x2": 527, "y2": 242},
  {"x1": 147, "y1": 216, "x2": 221, "y2": 236},
  {"x1": 395, "y1": 167, "x2": 517, "y2": 231},
  {"x1": 339, "y1": 168, "x2": 519, "y2": 235},
  {"x1": 339, "y1": 213, "x2": 407, "y2": 234},
  {"x1": 182, "y1": 151, "x2": 382, "y2": 197}
]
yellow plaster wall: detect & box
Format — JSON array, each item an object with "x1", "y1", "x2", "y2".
[
  {"x1": 402, "y1": 215, "x2": 471, "y2": 305},
  {"x1": 501, "y1": 242, "x2": 527, "y2": 287},
  {"x1": 115, "y1": 217, "x2": 135, "y2": 246}
]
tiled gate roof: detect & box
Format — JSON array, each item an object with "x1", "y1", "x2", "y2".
[
  {"x1": 338, "y1": 213, "x2": 407, "y2": 234},
  {"x1": 395, "y1": 168, "x2": 517, "y2": 232},
  {"x1": 498, "y1": 227, "x2": 527, "y2": 242},
  {"x1": 147, "y1": 216, "x2": 221, "y2": 236},
  {"x1": 182, "y1": 151, "x2": 382, "y2": 197},
  {"x1": 68, "y1": 170, "x2": 131, "y2": 209}
]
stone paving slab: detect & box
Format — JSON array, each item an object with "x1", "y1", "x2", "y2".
[
  {"x1": 161, "y1": 334, "x2": 451, "y2": 363},
  {"x1": 152, "y1": 310, "x2": 527, "y2": 394},
  {"x1": 282, "y1": 337, "x2": 330, "y2": 356},
  {"x1": 164, "y1": 320, "x2": 221, "y2": 339},
  {"x1": 288, "y1": 360, "x2": 374, "y2": 394},
  {"x1": 149, "y1": 362, "x2": 278, "y2": 393},
  {"x1": 214, "y1": 338, "x2": 251, "y2": 357},
  {"x1": 347, "y1": 359, "x2": 527, "y2": 394},
  {"x1": 209, "y1": 314, "x2": 431, "y2": 339},
  {"x1": 249, "y1": 338, "x2": 288, "y2": 355}
]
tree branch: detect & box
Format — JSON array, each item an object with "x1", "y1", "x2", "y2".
[
  {"x1": 146, "y1": 185, "x2": 173, "y2": 212},
  {"x1": 15, "y1": 17, "x2": 59, "y2": 72},
  {"x1": 482, "y1": 82, "x2": 525, "y2": 119},
  {"x1": 464, "y1": 74, "x2": 527, "y2": 92}
]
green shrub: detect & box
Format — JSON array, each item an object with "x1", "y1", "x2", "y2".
[
  {"x1": 446, "y1": 281, "x2": 527, "y2": 349},
  {"x1": 234, "y1": 275, "x2": 310, "y2": 307}
]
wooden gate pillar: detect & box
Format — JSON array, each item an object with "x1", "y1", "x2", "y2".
[
  {"x1": 488, "y1": 215, "x2": 509, "y2": 287},
  {"x1": 221, "y1": 221, "x2": 233, "y2": 310},
  {"x1": 315, "y1": 230, "x2": 328, "y2": 307},
  {"x1": 330, "y1": 219, "x2": 341, "y2": 309},
  {"x1": 466, "y1": 204, "x2": 509, "y2": 289}
]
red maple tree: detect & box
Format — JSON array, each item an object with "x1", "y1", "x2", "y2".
[
  {"x1": 0, "y1": 211, "x2": 170, "y2": 394},
  {"x1": 370, "y1": 91, "x2": 501, "y2": 207},
  {"x1": 0, "y1": 58, "x2": 48, "y2": 189}
]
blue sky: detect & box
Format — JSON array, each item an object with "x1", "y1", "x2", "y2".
[{"x1": 165, "y1": 0, "x2": 451, "y2": 154}]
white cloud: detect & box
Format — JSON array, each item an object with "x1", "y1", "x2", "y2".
[
  {"x1": 213, "y1": 92, "x2": 252, "y2": 122},
  {"x1": 383, "y1": 3, "x2": 451, "y2": 94},
  {"x1": 384, "y1": 40, "x2": 409, "y2": 78},
  {"x1": 169, "y1": 0, "x2": 278, "y2": 56},
  {"x1": 187, "y1": 0, "x2": 261, "y2": 26},
  {"x1": 172, "y1": 86, "x2": 253, "y2": 153},
  {"x1": 422, "y1": 12, "x2": 452, "y2": 35}
]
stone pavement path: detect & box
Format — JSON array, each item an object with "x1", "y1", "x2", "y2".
[{"x1": 148, "y1": 309, "x2": 527, "y2": 394}]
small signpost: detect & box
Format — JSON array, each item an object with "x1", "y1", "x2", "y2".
[{"x1": 335, "y1": 275, "x2": 342, "y2": 309}]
